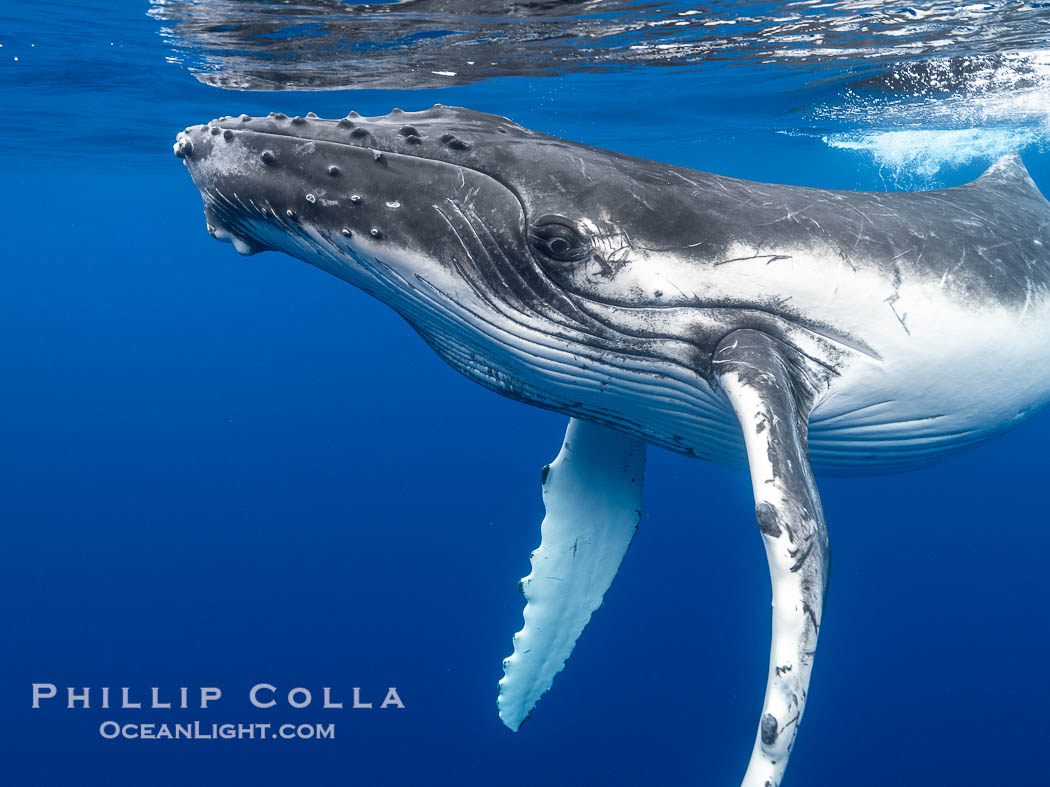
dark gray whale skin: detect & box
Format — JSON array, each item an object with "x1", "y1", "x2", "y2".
[
  {"x1": 174, "y1": 106, "x2": 1050, "y2": 787},
  {"x1": 178, "y1": 106, "x2": 1050, "y2": 309}
]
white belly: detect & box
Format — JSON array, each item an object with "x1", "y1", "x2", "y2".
[{"x1": 808, "y1": 281, "x2": 1050, "y2": 474}]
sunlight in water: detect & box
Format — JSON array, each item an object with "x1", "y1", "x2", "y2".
[
  {"x1": 824, "y1": 127, "x2": 1042, "y2": 181},
  {"x1": 816, "y1": 49, "x2": 1050, "y2": 183}
]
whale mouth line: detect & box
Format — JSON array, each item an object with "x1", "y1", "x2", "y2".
[
  {"x1": 237, "y1": 123, "x2": 531, "y2": 209},
  {"x1": 179, "y1": 115, "x2": 536, "y2": 214},
  {"x1": 178, "y1": 115, "x2": 537, "y2": 266}
]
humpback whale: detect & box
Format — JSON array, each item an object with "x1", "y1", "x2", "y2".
[{"x1": 174, "y1": 106, "x2": 1050, "y2": 786}]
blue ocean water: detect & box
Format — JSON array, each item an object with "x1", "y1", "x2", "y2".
[{"x1": 3, "y1": 1, "x2": 1049, "y2": 785}]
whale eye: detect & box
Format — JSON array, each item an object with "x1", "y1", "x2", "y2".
[{"x1": 529, "y1": 216, "x2": 589, "y2": 265}]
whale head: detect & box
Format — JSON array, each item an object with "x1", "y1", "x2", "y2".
[
  {"x1": 174, "y1": 106, "x2": 740, "y2": 445},
  {"x1": 173, "y1": 105, "x2": 698, "y2": 297}
]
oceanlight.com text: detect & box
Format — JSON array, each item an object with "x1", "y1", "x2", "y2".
[{"x1": 98, "y1": 721, "x2": 336, "y2": 740}]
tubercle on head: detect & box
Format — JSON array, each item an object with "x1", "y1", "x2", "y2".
[
  {"x1": 185, "y1": 105, "x2": 529, "y2": 165},
  {"x1": 173, "y1": 105, "x2": 531, "y2": 264}
]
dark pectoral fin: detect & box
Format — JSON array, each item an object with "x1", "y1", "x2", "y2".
[{"x1": 713, "y1": 329, "x2": 830, "y2": 787}]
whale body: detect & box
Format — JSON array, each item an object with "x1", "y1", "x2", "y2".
[{"x1": 174, "y1": 107, "x2": 1050, "y2": 785}]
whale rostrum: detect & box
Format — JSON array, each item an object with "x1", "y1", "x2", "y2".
[{"x1": 175, "y1": 106, "x2": 1050, "y2": 785}]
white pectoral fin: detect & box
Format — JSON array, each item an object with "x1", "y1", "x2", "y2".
[
  {"x1": 713, "y1": 330, "x2": 830, "y2": 787},
  {"x1": 498, "y1": 417, "x2": 647, "y2": 731}
]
